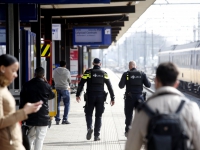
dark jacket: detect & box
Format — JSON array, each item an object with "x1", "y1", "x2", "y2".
[
  {"x1": 119, "y1": 68, "x2": 151, "y2": 94},
  {"x1": 19, "y1": 77, "x2": 55, "y2": 126},
  {"x1": 76, "y1": 65, "x2": 115, "y2": 100}
]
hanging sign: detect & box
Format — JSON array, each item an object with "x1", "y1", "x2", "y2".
[
  {"x1": 73, "y1": 26, "x2": 111, "y2": 46},
  {"x1": 52, "y1": 24, "x2": 61, "y2": 41},
  {"x1": 70, "y1": 49, "x2": 78, "y2": 79}
]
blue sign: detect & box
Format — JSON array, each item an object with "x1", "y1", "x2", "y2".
[
  {"x1": 0, "y1": 0, "x2": 110, "y2": 3},
  {"x1": 0, "y1": 28, "x2": 6, "y2": 45},
  {"x1": 73, "y1": 27, "x2": 111, "y2": 46},
  {"x1": 0, "y1": 4, "x2": 37, "y2": 22}
]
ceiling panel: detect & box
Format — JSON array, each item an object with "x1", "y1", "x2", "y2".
[{"x1": 41, "y1": 0, "x2": 156, "y2": 44}]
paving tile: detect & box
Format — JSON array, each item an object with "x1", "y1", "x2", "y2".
[{"x1": 43, "y1": 69, "x2": 152, "y2": 150}]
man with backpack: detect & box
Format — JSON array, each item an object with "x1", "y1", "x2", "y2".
[{"x1": 125, "y1": 62, "x2": 200, "y2": 150}]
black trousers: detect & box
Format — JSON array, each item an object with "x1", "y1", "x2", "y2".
[
  {"x1": 124, "y1": 93, "x2": 143, "y2": 133},
  {"x1": 85, "y1": 93, "x2": 105, "y2": 137}
]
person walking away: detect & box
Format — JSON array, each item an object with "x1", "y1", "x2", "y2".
[
  {"x1": 118, "y1": 61, "x2": 151, "y2": 137},
  {"x1": 20, "y1": 67, "x2": 55, "y2": 150},
  {"x1": 76, "y1": 58, "x2": 115, "y2": 141},
  {"x1": 125, "y1": 62, "x2": 200, "y2": 150},
  {"x1": 53, "y1": 60, "x2": 71, "y2": 125},
  {"x1": 0, "y1": 54, "x2": 43, "y2": 150}
]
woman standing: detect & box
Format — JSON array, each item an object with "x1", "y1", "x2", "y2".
[{"x1": 0, "y1": 54, "x2": 43, "y2": 150}]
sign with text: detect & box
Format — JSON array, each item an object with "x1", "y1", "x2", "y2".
[
  {"x1": 0, "y1": 29, "x2": 6, "y2": 45},
  {"x1": 52, "y1": 24, "x2": 61, "y2": 41},
  {"x1": 73, "y1": 27, "x2": 111, "y2": 46},
  {"x1": 75, "y1": 28, "x2": 102, "y2": 43},
  {"x1": 1, "y1": 0, "x2": 110, "y2": 3},
  {"x1": 70, "y1": 49, "x2": 78, "y2": 79}
]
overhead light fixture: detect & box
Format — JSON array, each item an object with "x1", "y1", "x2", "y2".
[{"x1": 135, "y1": 1, "x2": 139, "y2": 4}]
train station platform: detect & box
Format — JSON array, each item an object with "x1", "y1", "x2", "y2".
[{"x1": 43, "y1": 69, "x2": 153, "y2": 150}]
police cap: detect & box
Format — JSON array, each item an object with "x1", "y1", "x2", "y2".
[{"x1": 93, "y1": 58, "x2": 101, "y2": 64}]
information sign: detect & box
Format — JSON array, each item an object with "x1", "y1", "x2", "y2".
[
  {"x1": 52, "y1": 24, "x2": 61, "y2": 41},
  {"x1": 75, "y1": 28, "x2": 102, "y2": 43},
  {"x1": 0, "y1": 29, "x2": 6, "y2": 45},
  {"x1": 73, "y1": 27, "x2": 111, "y2": 46},
  {"x1": 70, "y1": 49, "x2": 79, "y2": 78}
]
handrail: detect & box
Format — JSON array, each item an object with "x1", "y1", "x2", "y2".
[{"x1": 143, "y1": 86, "x2": 155, "y2": 93}]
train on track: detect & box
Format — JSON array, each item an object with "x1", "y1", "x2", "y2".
[{"x1": 158, "y1": 41, "x2": 200, "y2": 97}]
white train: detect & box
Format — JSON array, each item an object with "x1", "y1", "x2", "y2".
[{"x1": 159, "y1": 42, "x2": 200, "y2": 96}]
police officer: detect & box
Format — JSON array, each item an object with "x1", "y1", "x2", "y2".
[
  {"x1": 76, "y1": 58, "x2": 115, "y2": 141},
  {"x1": 119, "y1": 61, "x2": 151, "y2": 137}
]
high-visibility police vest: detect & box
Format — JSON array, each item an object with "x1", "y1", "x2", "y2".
[
  {"x1": 126, "y1": 70, "x2": 143, "y2": 86},
  {"x1": 85, "y1": 69, "x2": 105, "y2": 92},
  {"x1": 91, "y1": 69, "x2": 104, "y2": 85}
]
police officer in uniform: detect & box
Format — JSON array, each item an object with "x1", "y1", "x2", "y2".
[
  {"x1": 119, "y1": 61, "x2": 151, "y2": 137},
  {"x1": 76, "y1": 58, "x2": 115, "y2": 141}
]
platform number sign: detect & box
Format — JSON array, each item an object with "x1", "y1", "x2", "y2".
[{"x1": 105, "y1": 29, "x2": 111, "y2": 34}]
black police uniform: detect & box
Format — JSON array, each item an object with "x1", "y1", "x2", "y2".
[
  {"x1": 118, "y1": 68, "x2": 151, "y2": 134},
  {"x1": 76, "y1": 65, "x2": 115, "y2": 137}
]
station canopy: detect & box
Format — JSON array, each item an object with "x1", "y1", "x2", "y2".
[{"x1": 40, "y1": 0, "x2": 155, "y2": 47}]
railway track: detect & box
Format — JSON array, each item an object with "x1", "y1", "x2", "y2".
[
  {"x1": 115, "y1": 71, "x2": 200, "y2": 107},
  {"x1": 146, "y1": 75, "x2": 200, "y2": 107}
]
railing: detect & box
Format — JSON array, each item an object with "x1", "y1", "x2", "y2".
[
  {"x1": 143, "y1": 86, "x2": 154, "y2": 94},
  {"x1": 70, "y1": 75, "x2": 82, "y2": 94}
]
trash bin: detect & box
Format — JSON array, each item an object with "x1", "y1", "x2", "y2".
[{"x1": 48, "y1": 89, "x2": 57, "y2": 128}]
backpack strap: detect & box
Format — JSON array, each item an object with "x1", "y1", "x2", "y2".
[
  {"x1": 175, "y1": 100, "x2": 185, "y2": 114},
  {"x1": 141, "y1": 102, "x2": 156, "y2": 118}
]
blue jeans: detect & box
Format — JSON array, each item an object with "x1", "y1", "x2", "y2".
[{"x1": 55, "y1": 89, "x2": 70, "y2": 121}]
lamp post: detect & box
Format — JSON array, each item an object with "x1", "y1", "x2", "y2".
[{"x1": 105, "y1": 54, "x2": 107, "y2": 68}]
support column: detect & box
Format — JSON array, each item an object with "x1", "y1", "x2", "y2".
[
  {"x1": 44, "y1": 15, "x2": 52, "y2": 81},
  {"x1": 6, "y1": 4, "x2": 14, "y2": 56},
  {"x1": 14, "y1": 4, "x2": 20, "y2": 89},
  {"x1": 66, "y1": 30, "x2": 71, "y2": 70},
  {"x1": 61, "y1": 24, "x2": 66, "y2": 61},
  {"x1": 54, "y1": 41, "x2": 60, "y2": 64},
  {"x1": 144, "y1": 30, "x2": 146, "y2": 72},
  {"x1": 102, "y1": 49, "x2": 104, "y2": 67},
  {"x1": 31, "y1": 4, "x2": 41, "y2": 68},
  {"x1": 6, "y1": 4, "x2": 15, "y2": 89},
  {"x1": 36, "y1": 4, "x2": 41, "y2": 68},
  {"x1": 87, "y1": 48, "x2": 92, "y2": 68},
  {"x1": 78, "y1": 46, "x2": 83, "y2": 75}
]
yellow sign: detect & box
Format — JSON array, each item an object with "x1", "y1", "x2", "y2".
[
  {"x1": 41, "y1": 44, "x2": 50, "y2": 57},
  {"x1": 48, "y1": 89, "x2": 57, "y2": 117}
]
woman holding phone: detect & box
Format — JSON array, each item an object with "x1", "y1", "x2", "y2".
[{"x1": 0, "y1": 54, "x2": 43, "y2": 150}]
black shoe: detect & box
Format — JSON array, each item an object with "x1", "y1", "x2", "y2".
[
  {"x1": 94, "y1": 136, "x2": 100, "y2": 141},
  {"x1": 62, "y1": 120, "x2": 71, "y2": 124},
  {"x1": 56, "y1": 121, "x2": 60, "y2": 125},
  {"x1": 86, "y1": 129, "x2": 93, "y2": 140}
]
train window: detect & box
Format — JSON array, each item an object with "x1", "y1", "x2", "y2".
[
  {"x1": 198, "y1": 54, "x2": 200, "y2": 66},
  {"x1": 197, "y1": 55, "x2": 199, "y2": 66},
  {"x1": 191, "y1": 55, "x2": 192, "y2": 65}
]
